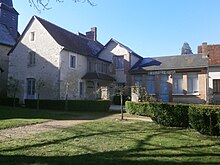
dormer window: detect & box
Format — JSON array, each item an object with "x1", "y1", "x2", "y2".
[{"x1": 30, "y1": 32, "x2": 35, "y2": 41}]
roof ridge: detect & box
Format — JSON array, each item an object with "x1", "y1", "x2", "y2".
[{"x1": 34, "y1": 15, "x2": 102, "y2": 45}]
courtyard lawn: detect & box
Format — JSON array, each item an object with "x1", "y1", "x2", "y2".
[
  {"x1": 0, "y1": 118, "x2": 220, "y2": 165},
  {"x1": 0, "y1": 106, "x2": 111, "y2": 129}
]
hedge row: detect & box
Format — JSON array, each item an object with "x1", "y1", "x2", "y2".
[
  {"x1": 25, "y1": 99, "x2": 111, "y2": 112},
  {"x1": 0, "y1": 98, "x2": 19, "y2": 107},
  {"x1": 126, "y1": 101, "x2": 220, "y2": 136}
]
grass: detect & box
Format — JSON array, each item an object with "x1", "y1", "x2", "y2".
[
  {"x1": 0, "y1": 106, "x2": 112, "y2": 129},
  {"x1": 0, "y1": 112, "x2": 220, "y2": 165}
]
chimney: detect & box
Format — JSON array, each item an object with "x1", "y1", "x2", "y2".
[
  {"x1": 86, "y1": 27, "x2": 97, "y2": 41},
  {"x1": 198, "y1": 42, "x2": 208, "y2": 54}
]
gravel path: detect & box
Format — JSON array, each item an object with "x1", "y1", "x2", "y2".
[
  {"x1": 0, "y1": 119, "x2": 91, "y2": 141},
  {"x1": 0, "y1": 115, "x2": 152, "y2": 141}
]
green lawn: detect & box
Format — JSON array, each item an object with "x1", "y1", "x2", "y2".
[{"x1": 0, "y1": 110, "x2": 220, "y2": 165}]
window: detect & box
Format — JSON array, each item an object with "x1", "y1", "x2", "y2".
[
  {"x1": 173, "y1": 74, "x2": 183, "y2": 94},
  {"x1": 187, "y1": 73, "x2": 199, "y2": 94},
  {"x1": 116, "y1": 56, "x2": 124, "y2": 69},
  {"x1": 134, "y1": 75, "x2": 142, "y2": 86},
  {"x1": 27, "y1": 78, "x2": 36, "y2": 96},
  {"x1": 70, "y1": 55, "x2": 76, "y2": 69},
  {"x1": 30, "y1": 32, "x2": 35, "y2": 41},
  {"x1": 213, "y1": 79, "x2": 220, "y2": 94},
  {"x1": 28, "y1": 51, "x2": 36, "y2": 66},
  {"x1": 79, "y1": 82, "x2": 85, "y2": 97},
  {"x1": 146, "y1": 75, "x2": 155, "y2": 95}
]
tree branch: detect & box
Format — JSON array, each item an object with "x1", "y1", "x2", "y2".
[{"x1": 29, "y1": 0, "x2": 96, "y2": 12}]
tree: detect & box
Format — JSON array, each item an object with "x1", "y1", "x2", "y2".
[
  {"x1": 29, "y1": 0, "x2": 95, "y2": 12},
  {"x1": 181, "y1": 42, "x2": 193, "y2": 55},
  {"x1": 7, "y1": 77, "x2": 21, "y2": 107},
  {"x1": 36, "y1": 78, "x2": 45, "y2": 110}
]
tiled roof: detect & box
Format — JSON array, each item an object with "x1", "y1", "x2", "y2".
[
  {"x1": 35, "y1": 16, "x2": 103, "y2": 57},
  {"x1": 82, "y1": 72, "x2": 115, "y2": 81},
  {"x1": 130, "y1": 54, "x2": 208, "y2": 73},
  {"x1": 0, "y1": 24, "x2": 16, "y2": 46},
  {"x1": 0, "y1": 3, "x2": 19, "y2": 14}
]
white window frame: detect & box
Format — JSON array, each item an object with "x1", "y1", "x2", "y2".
[
  {"x1": 69, "y1": 54, "x2": 77, "y2": 69},
  {"x1": 27, "y1": 78, "x2": 36, "y2": 96},
  {"x1": 187, "y1": 73, "x2": 199, "y2": 95},
  {"x1": 173, "y1": 74, "x2": 184, "y2": 95}
]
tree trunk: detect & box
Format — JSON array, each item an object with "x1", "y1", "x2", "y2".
[{"x1": 120, "y1": 93, "x2": 123, "y2": 120}]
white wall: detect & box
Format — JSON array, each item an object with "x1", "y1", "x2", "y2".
[
  {"x1": 8, "y1": 17, "x2": 62, "y2": 102},
  {"x1": 59, "y1": 50, "x2": 87, "y2": 99}
]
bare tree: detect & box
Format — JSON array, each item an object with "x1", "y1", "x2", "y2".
[
  {"x1": 7, "y1": 77, "x2": 21, "y2": 107},
  {"x1": 29, "y1": 0, "x2": 95, "y2": 12},
  {"x1": 36, "y1": 78, "x2": 45, "y2": 110}
]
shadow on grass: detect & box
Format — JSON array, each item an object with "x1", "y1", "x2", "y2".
[{"x1": 0, "y1": 124, "x2": 220, "y2": 165}]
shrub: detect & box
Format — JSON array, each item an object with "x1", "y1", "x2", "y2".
[
  {"x1": 125, "y1": 101, "x2": 154, "y2": 117},
  {"x1": 25, "y1": 99, "x2": 111, "y2": 112},
  {"x1": 150, "y1": 102, "x2": 189, "y2": 128},
  {"x1": 126, "y1": 101, "x2": 189, "y2": 128},
  {"x1": 0, "y1": 97, "x2": 19, "y2": 107},
  {"x1": 189, "y1": 105, "x2": 220, "y2": 136}
]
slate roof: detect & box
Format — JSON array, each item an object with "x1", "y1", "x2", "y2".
[
  {"x1": 35, "y1": 16, "x2": 103, "y2": 57},
  {"x1": 0, "y1": 2, "x2": 19, "y2": 14},
  {"x1": 130, "y1": 54, "x2": 208, "y2": 73},
  {"x1": 82, "y1": 72, "x2": 115, "y2": 81},
  {"x1": 0, "y1": 24, "x2": 16, "y2": 46},
  {"x1": 98, "y1": 38, "x2": 143, "y2": 59}
]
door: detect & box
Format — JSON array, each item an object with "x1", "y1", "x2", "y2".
[{"x1": 159, "y1": 75, "x2": 169, "y2": 102}]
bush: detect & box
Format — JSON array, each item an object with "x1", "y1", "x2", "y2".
[
  {"x1": 152, "y1": 102, "x2": 189, "y2": 128},
  {"x1": 0, "y1": 97, "x2": 19, "y2": 107},
  {"x1": 25, "y1": 99, "x2": 111, "y2": 112},
  {"x1": 189, "y1": 105, "x2": 220, "y2": 136},
  {"x1": 126, "y1": 101, "x2": 189, "y2": 128},
  {"x1": 125, "y1": 101, "x2": 154, "y2": 117}
]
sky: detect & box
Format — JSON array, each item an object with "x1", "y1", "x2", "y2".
[{"x1": 13, "y1": 0, "x2": 220, "y2": 57}]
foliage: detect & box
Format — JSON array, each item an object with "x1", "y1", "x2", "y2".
[
  {"x1": 126, "y1": 101, "x2": 189, "y2": 128},
  {"x1": 126, "y1": 101, "x2": 154, "y2": 117},
  {"x1": 0, "y1": 98, "x2": 19, "y2": 107},
  {"x1": 189, "y1": 105, "x2": 220, "y2": 136},
  {"x1": 25, "y1": 99, "x2": 111, "y2": 112}
]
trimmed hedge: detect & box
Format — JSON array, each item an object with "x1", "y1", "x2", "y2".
[
  {"x1": 126, "y1": 101, "x2": 220, "y2": 136},
  {"x1": 126, "y1": 101, "x2": 154, "y2": 117},
  {"x1": 0, "y1": 98, "x2": 19, "y2": 107},
  {"x1": 25, "y1": 99, "x2": 111, "y2": 112},
  {"x1": 126, "y1": 101, "x2": 189, "y2": 127},
  {"x1": 189, "y1": 105, "x2": 220, "y2": 136},
  {"x1": 152, "y1": 102, "x2": 189, "y2": 128}
]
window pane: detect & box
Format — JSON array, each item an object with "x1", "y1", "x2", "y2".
[
  {"x1": 70, "y1": 55, "x2": 76, "y2": 68},
  {"x1": 134, "y1": 75, "x2": 142, "y2": 86},
  {"x1": 173, "y1": 74, "x2": 183, "y2": 94},
  {"x1": 116, "y1": 56, "x2": 124, "y2": 69},
  {"x1": 213, "y1": 79, "x2": 220, "y2": 94},
  {"x1": 187, "y1": 73, "x2": 198, "y2": 94},
  {"x1": 146, "y1": 75, "x2": 155, "y2": 94}
]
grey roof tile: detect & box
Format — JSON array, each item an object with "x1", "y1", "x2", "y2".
[
  {"x1": 0, "y1": 24, "x2": 16, "y2": 46},
  {"x1": 35, "y1": 16, "x2": 103, "y2": 57},
  {"x1": 130, "y1": 54, "x2": 208, "y2": 73}
]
